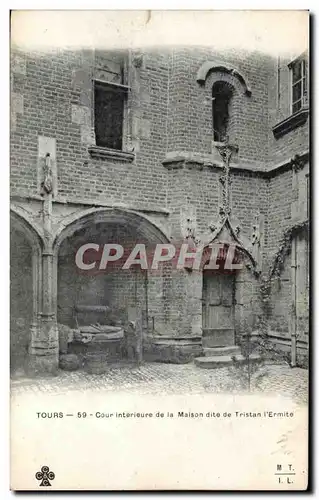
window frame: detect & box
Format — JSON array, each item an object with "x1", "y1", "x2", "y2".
[
  {"x1": 92, "y1": 51, "x2": 131, "y2": 152},
  {"x1": 288, "y1": 52, "x2": 308, "y2": 115},
  {"x1": 211, "y1": 81, "x2": 234, "y2": 144}
]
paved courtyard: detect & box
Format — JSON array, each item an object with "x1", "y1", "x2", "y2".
[{"x1": 11, "y1": 361, "x2": 308, "y2": 405}]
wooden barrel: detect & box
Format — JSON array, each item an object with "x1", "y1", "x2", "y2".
[
  {"x1": 59, "y1": 354, "x2": 80, "y2": 371},
  {"x1": 84, "y1": 352, "x2": 108, "y2": 374}
]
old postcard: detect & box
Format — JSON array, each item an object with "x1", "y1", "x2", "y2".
[{"x1": 10, "y1": 10, "x2": 309, "y2": 491}]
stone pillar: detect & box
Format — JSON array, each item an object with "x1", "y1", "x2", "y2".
[
  {"x1": 28, "y1": 247, "x2": 59, "y2": 376},
  {"x1": 185, "y1": 269, "x2": 203, "y2": 336},
  {"x1": 27, "y1": 250, "x2": 42, "y2": 365},
  {"x1": 29, "y1": 155, "x2": 59, "y2": 375},
  {"x1": 168, "y1": 267, "x2": 202, "y2": 337}
]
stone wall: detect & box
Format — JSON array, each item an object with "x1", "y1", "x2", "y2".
[
  {"x1": 10, "y1": 43, "x2": 309, "y2": 369},
  {"x1": 57, "y1": 222, "x2": 171, "y2": 333},
  {"x1": 166, "y1": 47, "x2": 271, "y2": 165},
  {"x1": 11, "y1": 47, "x2": 170, "y2": 207}
]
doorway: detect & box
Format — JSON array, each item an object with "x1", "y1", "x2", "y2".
[{"x1": 202, "y1": 271, "x2": 235, "y2": 347}]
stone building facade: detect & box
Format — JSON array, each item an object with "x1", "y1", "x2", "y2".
[{"x1": 10, "y1": 44, "x2": 309, "y2": 374}]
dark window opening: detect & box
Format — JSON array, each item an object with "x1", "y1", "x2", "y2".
[
  {"x1": 212, "y1": 82, "x2": 233, "y2": 142},
  {"x1": 94, "y1": 82, "x2": 126, "y2": 150},
  {"x1": 290, "y1": 57, "x2": 307, "y2": 115}
]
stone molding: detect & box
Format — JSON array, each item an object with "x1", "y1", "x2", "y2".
[
  {"x1": 88, "y1": 145, "x2": 135, "y2": 162},
  {"x1": 52, "y1": 206, "x2": 171, "y2": 254},
  {"x1": 196, "y1": 60, "x2": 252, "y2": 96},
  {"x1": 201, "y1": 216, "x2": 260, "y2": 276},
  {"x1": 162, "y1": 150, "x2": 309, "y2": 178},
  {"x1": 10, "y1": 195, "x2": 170, "y2": 217},
  {"x1": 272, "y1": 108, "x2": 309, "y2": 139},
  {"x1": 10, "y1": 204, "x2": 45, "y2": 246}
]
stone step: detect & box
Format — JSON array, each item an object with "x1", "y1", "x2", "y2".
[
  {"x1": 194, "y1": 353, "x2": 261, "y2": 369},
  {"x1": 203, "y1": 346, "x2": 241, "y2": 357}
]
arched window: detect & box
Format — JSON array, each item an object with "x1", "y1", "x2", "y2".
[
  {"x1": 196, "y1": 61, "x2": 252, "y2": 151},
  {"x1": 212, "y1": 81, "x2": 233, "y2": 143}
]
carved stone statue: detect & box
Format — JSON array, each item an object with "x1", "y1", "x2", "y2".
[
  {"x1": 251, "y1": 222, "x2": 261, "y2": 271},
  {"x1": 42, "y1": 153, "x2": 53, "y2": 194}
]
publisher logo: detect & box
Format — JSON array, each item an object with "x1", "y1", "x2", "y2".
[{"x1": 35, "y1": 466, "x2": 55, "y2": 487}]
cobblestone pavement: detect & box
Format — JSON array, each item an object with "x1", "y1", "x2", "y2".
[{"x1": 11, "y1": 361, "x2": 308, "y2": 405}]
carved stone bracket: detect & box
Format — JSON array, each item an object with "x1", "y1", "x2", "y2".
[
  {"x1": 216, "y1": 142, "x2": 233, "y2": 166},
  {"x1": 291, "y1": 153, "x2": 307, "y2": 172},
  {"x1": 132, "y1": 53, "x2": 144, "y2": 68}
]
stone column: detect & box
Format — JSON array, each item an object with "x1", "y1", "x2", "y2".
[
  {"x1": 28, "y1": 152, "x2": 59, "y2": 375},
  {"x1": 28, "y1": 246, "x2": 59, "y2": 375},
  {"x1": 27, "y1": 250, "x2": 42, "y2": 370},
  {"x1": 185, "y1": 269, "x2": 203, "y2": 336}
]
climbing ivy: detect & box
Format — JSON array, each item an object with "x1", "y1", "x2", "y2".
[
  {"x1": 269, "y1": 220, "x2": 308, "y2": 280},
  {"x1": 257, "y1": 219, "x2": 309, "y2": 365}
]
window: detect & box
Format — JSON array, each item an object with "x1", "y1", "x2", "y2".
[
  {"x1": 212, "y1": 82, "x2": 233, "y2": 142},
  {"x1": 93, "y1": 52, "x2": 129, "y2": 150},
  {"x1": 290, "y1": 55, "x2": 308, "y2": 115}
]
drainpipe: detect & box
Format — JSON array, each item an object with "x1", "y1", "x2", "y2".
[
  {"x1": 290, "y1": 159, "x2": 299, "y2": 368},
  {"x1": 291, "y1": 236, "x2": 297, "y2": 367},
  {"x1": 144, "y1": 270, "x2": 149, "y2": 332}
]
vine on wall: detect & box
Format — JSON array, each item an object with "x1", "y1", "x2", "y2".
[
  {"x1": 256, "y1": 220, "x2": 309, "y2": 364},
  {"x1": 269, "y1": 220, "x2": 309, "y2": 280}
]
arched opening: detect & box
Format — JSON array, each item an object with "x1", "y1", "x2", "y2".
[
  {"x1": 55, "y1": 209, "x2": 170, "y2": 363},
  {"x1": 212, "y1": 81, "x2": 234, "y2": 142},
  {"x1": 10, "y1": 212, "x2": 42, "y2": 375}
]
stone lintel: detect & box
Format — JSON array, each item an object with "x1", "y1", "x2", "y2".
[{"x1": 88, "y1": 145, "x2": 135, "y2": 162}]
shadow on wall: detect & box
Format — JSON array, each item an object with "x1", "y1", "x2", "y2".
[{"x1": 10, "y1": 228, "x2": 33, "y2": 374}]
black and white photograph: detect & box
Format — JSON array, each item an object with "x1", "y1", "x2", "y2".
[{"x1": 9, "y1": 9, "x2": 309, "y2": 491}]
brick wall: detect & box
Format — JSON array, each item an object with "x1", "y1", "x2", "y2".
[
  {"x1": 57, "y1": 222, "x2": 170, "y2": 331},
  {"x1": 267, "y1": 170, "x2": 293, "y2": 263},
  {"x1": 11, "y1": 46, "x2": 282, "y2": 206},
  {"x1": 11, "y1": 47, "x2": 170, "y2": 207},
  {"x1": 166, "y1": 47, "x2": 271, "y2": 165},
  {"x1": 10, "y1": 44, "x2": 309, "y2": 358}
]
